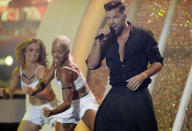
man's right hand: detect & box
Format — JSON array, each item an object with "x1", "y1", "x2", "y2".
[{"x1": 96, "y1": 28, "x2": 111, "y2": 45}]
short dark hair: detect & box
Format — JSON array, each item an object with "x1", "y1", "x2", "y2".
[{"x1": 104, "y1": 1, "x2": 126, "y2": 13}]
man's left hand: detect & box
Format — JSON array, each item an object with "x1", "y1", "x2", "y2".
[{"x1": 126, "y1": 72, "x2": 147, "y2": 91}]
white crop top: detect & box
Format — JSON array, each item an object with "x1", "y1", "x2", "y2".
[
  {"x1": 55, "y1": 66, "x2": 86, "y2": 90},
  {"x1": 20, "y1": 66, "x2": 43, "y2": 91}
]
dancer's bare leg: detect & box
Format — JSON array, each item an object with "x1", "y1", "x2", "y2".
[
  {"x1": 17, "y1": 120, "x2": 41, "y2": 131},
  {"x1": 82, "y1": 109, "x2": 97, "y2": 131},
  {"x1": 56, "y1": 122, "x2": 76, "y2": 131}
]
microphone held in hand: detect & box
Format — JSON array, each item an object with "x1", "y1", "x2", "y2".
[
  {"x1": 95, "y1": 33, "x2": 105, "y2": 40},
  {"x1": 95, "y1": 27, "x2": 115, "y2": 40}
]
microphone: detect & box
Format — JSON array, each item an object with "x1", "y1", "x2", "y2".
[
  {"x1": 95, "y1": 27, "x2": 115, "y2": 40},
  {"x1": 95, "y1": 33, "x2": 105, "y2": 40}
]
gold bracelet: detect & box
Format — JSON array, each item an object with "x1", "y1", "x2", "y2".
[
  {"x1": 1, "y1": 88, "x2": 10, "y2": 99},
  {"x1": 143, "y1": 72, "x2": 148, "y2": 79}
]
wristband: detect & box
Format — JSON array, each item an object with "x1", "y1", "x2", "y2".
[
  {"x1": 31, "y1": 81, "x2": 46, "y2": 96},
  {"x1": 62, "y1": 86, "x2": 72, "y2": 90}
]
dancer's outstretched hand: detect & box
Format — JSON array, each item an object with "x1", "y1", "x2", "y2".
[
  {"x1": 23, "y1": 86, "x2": 35, "y2": 95},
  {"x1": 0, "y1": 88, "x2": 7, "y2": 98}
]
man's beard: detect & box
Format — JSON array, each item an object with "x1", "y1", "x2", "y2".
[
  {"x1": 105, "y1": 23, "x2": 125, "y2": 41},
  {"x1": 109, "y1": 24, "x2": 125, "y2": 39},
  {"x1": 115, "y1": 24, "x2": 125, "y2": 36}
]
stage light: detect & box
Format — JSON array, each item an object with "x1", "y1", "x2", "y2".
[
  {"x1": 5, "y1": 56, "x2": 13, "y2": 66},
  {"x1": 0, "y1": 0, "x2": 11, "y2": 6}
]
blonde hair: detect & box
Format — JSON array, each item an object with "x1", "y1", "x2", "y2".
[{"x1": 15, "y1": 37, "x2": 47, "y2": 67}]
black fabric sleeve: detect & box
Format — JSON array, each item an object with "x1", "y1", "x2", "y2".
[{"x1": 144, "y1": 31, "x2": 163, "y2": 65}]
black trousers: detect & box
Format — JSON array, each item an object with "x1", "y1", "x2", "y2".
[{"x1": 94, "y1": 86, "x2": 158, "y2": 131}]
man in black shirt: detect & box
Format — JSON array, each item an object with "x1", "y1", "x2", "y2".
[{"x1": 87, "y1": 1, "x2": 163, "y2": 131}]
